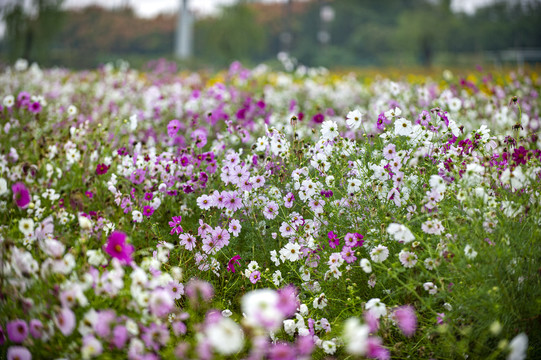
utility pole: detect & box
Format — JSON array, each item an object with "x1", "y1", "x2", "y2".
[{"x1": 175, "y1": 0, "x2": 193, "y2": 60}]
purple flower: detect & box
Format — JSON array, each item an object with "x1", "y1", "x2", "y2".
[
  {"x1": 328, "y1": 231, "x2": 339, "y2": 249},
  {"x1": 312, "y1": 113, "x2": 324, "y2": 124},
  {"x1": 28, "y1": 101, "x2": 42, "y2": 113},
  {"x1": 394, "y1": 305, "x2": 417, "y2": 337},
  {"x1": 7, "y1": 320, "x2": 28, "y2": 343},
  {"x1": 7, "y1": 346, "x2": 32, "y2": 360},
  {"x1": 296, "y1": 335, "x2": 315, "y2": 356},
  {"x1": 512, "y1": 146, "x2": 528, "y2": 165},
  {"x1": 29, "y1": 319, "x2": 43, "y2": 339},
  {"x1": 269, "y1": 342, "x2": 296, "y2": 360},
  {"x1": 277, "y1": 285, "x2": 299, "y2": 318},
  {"x1": 167, "y1": 119, "x2": 181, "y2": 138},
  {"x1": 112, "y1": 325, "x2": 128, "y2": 349},
  {"x1": 168, "y1": 216, "x2": 183, "y2": 235},
  {"x1": 227, "y1": 255, "x2": 242, "y2": 273},
  {"x1": 186, "y1": 279, "x2": 214, "y2": 303},
  {"x1": 366, "y1": 337, "x2": 390, "y2": 360},
  {"x1": 96, "y1": 163, "x2": 109, "y2": 175},
  {"x1": 249, "y1": 270, "x2": 261, "y2": 284},
  {"x1": 105, "y1": 231, "x2": 134, "y2": 265},
  {"x1": 94, "y1": 310, "x2": 116, "y2": 337},
  {"x1": 142, "y1": 323, "x2": 170, "y2": 352},
  {"x1": 437, "y1": 313, "x2": 446, "y2": 325},
  {"x1": 55, "y1": 307, "x2": 76, "y2": 336},
  {"x1": 12, "y1": 182, "x2": 31, "y2": 208},
  {"x1": 143, "y1": 205, "x2": 154, "y2": 217}
]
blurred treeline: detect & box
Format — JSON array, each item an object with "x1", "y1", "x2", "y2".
[{"x1": 1, "y1": 0, "x2": 540, "y2": 70}]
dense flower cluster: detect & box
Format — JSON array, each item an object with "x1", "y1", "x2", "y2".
[{"x1": 0, "y1": 58, "x2": 539, "y2": 359}]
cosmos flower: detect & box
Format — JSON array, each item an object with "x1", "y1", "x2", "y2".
[
  {"x1": 12, "y1": 182, "x2": 31, "y2": 208},
  {"x1": 104, "y1": 231, "x2": 134, "y2": 265}
]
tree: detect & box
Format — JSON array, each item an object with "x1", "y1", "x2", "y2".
[{"x1": 2, "y1": 0, "x2": 65, "y2": 64}]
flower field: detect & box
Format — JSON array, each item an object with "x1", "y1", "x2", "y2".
[{"x1": 0, "y1": 59, "x2": 540, "y2": 359}]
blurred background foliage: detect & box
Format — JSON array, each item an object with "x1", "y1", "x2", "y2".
[{"x1": 0, "y1": 0, "x2": 540, "y2": 70}]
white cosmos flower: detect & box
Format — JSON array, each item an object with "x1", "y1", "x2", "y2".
[
  {"x1": 507, "y1": 333, "x2": 528, "y2": 360},
  {"x1": 343, "y1": 317, "x2": 370, "y2": 355},
  {"x1": 387, "y1": 223, "x2": 415, "y2": 243},
  {"x1": 366, "y1": 298, "x2": 387, "y2": 318},
  {"x1": 206, "y1": 317, "x2": 244, "y2": 355},
  {"x1": 19, "y1": 218, "x2": 34, "y2": 236},
  {"x1": 346, "y1": 109, "x2": 363, "y2": 130},
  {"x1": 464, "y1": 245, "x2": 478, "y2": 259},
  {"x1": 0, "y1": 178, "x2": 7, "y2": 196},
  {"x1": 394, "y1": 118, "x2": 413, "y2": 137},
  {"x1": 241, "y1": 289, "x2": 282, "y2": 331},
  {"x1": 370, "y1": 245, "x2": 389, "y2": 263},
  {"x1": 321, "y1": 120, "x2": 339, "y2": 140},
  {"x1": 360, "y1": 258, "x2": 372, "y2": 273}
]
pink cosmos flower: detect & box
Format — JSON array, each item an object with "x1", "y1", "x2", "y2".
[
  {"x1": 366, "y1": 337, "x2": 390, "y2": 360},
  {"x1": 105, "y1": 231, "x2": 134, "y2": 265},
  {"x1": 249, "y1": 270, "x2": 261, "y2": 284},
  {"x1": 12, "y1": 182, "x2": 31, "y2": 208},
  {"x1": 28, "y1": 101, "x2": 42, "y2": 113},
  {"x1": 7, "y1": 346, "x2": 32, "y2": 360},
  {"x1": 167, "y1": 119, "x2": 181, "y2": 138},
  {"x1": 55, "y1": 307, "x2": 76, "y2": 336},
  {"x1": 142, "y1": 205, "x2": 154, "y2": 217},
  {"x1": 228, "y1": 219, "x2": 242, "y2": 237},
  {"x1": 263, "y1": 201, "x2": 279, "y2": 220},
  {"x1": 169, "y1": 216, "x2": 183, "y2": 235},
  {"x1": 179, "y1": 233, "x2": 197, "y2": 251},
  {"x1": 328, "y1": 231, "x2": 339, "y2": 249},
  {"x1": 7, "y1": 320, "x2": 28, "y2": 343},
  {"x1": 227, "y1": 255, "x2": 242, "y2": 273},
  {"x1": 394, "y1": 305, "x2": 417, "y2": 337}
]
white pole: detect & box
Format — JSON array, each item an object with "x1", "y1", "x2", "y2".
[{"x1": 175, "y1": 0, "x2": 193, "y2": 59}]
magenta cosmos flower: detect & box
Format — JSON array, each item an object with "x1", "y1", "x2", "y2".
[
  {"x1": 105, "y1": 231, "x2": 134, "y2": 265},
  {"x1": 6, "y1": 320, "x2": 28, "y2": 343},
  {"x1": 12, "y1": 182, "x2": 31, "y2": 208},
  {"x1": 394, "y1": 305, "x2": 417, "y2": 337}
]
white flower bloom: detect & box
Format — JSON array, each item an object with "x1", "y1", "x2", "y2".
[
  {"x1": 343, "y1": 317, "x2": 370, "y2": 355},
  {"x1": 322, "y1": 340, "x2": 337, "y2": 354},
  {"x1": 464, "y1": 245, "x2": 478, "y2": 259},
  {"x1": 78, "y1": 216, "x2": 92, "y2": 230},
  {"x1": 320, "y1": 120, "x2": 339, "y2": 140},
  {"x1": 206, "y1": 317, "x2": 244, "y2": 355},
  {"x1": 3, "y1": 95, "x2": 14, "y2": 108},
  {"x1": 346, "y1": 109, "x2": 363, "y2": 130},
  {"x1": 86, "y1": 250, "x2": 107, "y2": 267},
  {"x1": 283, "y1": 319, "x2": 296, "y2": 336},
  {"x1": 0, "y1": 178, "x2": 7, "y2": 196},
  {"x1": 67, "y1": 105, "x2": 78, "y2": 116},
  {"x1": 19, "y1": 218, "x2": 34, "y2": 236},
  {"x1": 370, "y1": 245, "x2": 389, "y2": 263},
  {"x1": 507, "y1": 333, "x2": 528, "y2": 360},
  {"x1": 366, "y1": 298, "x2": 387, "y2": 318},
  {"x1": 387, "y1": 223, "x2": 414, "y2": 243},
  {"x1": 242, "y1": 289, "x2": 282, "y2": 331},
  {"x1": 360, "y1": 258, "x2": 372, "y2": 273},
  {"x1": 423, "y1": 282, "x2": 438, "y2": 295},
  {"x1": 385, "y1": 107, "x2": 401, "y2": 118},
  {"x1": 222, "y1": 309, "x2": 232, "y2": 317},
  {"x1": 280, "y1": 242, "x2": 301, "y2": 262},
  {"x1": 394, "y1": 118, "x2": 413, "y2": 137}
]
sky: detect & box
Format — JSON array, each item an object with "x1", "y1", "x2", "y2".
[{"x1": 61, "y1": 0, "x2": 495, "y2": 18}]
